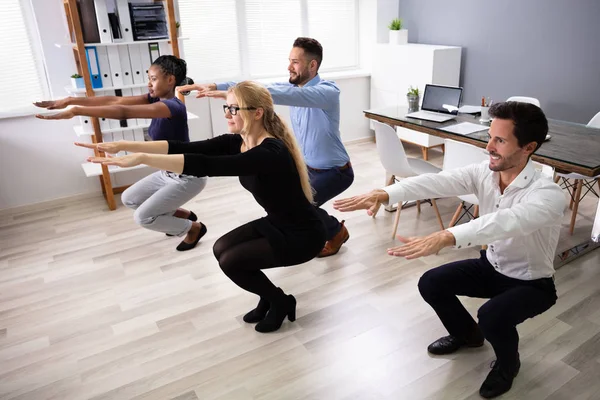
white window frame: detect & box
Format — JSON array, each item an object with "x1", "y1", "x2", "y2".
[{"x1": 178, "y1": 0, "x2": 359, "y2": 82}]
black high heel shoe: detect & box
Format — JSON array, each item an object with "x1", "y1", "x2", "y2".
[
  {"x1": 255, "y1": 290, "x2": 296, "y2": 333},
  {"x1": 176, "y1": 222, "x2": 207, "y2": 251},
  {"x1": 243, "y1": 297, "x2": 270, "y2": 323},
  {"x1": 167, "y1": 211, "x2": 197, "y2": 236}
]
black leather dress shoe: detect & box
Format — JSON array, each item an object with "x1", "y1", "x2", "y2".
[
  {"x1": 479, "y1": 354, "x2": 521, "y2": 398},
  {"x1": 427, "y1": 334, "x2": 484, "y2": 355}
]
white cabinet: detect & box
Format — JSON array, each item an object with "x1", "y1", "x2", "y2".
[{"x1": 370, "y1": 43, "x2": 462, "y2": 159}]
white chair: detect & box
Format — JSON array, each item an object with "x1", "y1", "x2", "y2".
[
  {"x1": 555, "y1": 111, "x2": 600, "y2": 234},
  {"x1": 373, "y1": 120, "x2": 445, "y2": 238},
  {"x1": 506, "y1": 96, "x2": 541, "y2": 107},
  {"x1": 443, "y1": 139, "x2": 489, "y2": 227}
]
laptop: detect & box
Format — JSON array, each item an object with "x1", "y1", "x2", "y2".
[{"x1": 406, "y1": 84, "x2": 463, "y2": 122}]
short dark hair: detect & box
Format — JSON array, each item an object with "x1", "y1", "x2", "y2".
[
  {"x1": 293, "y1": 37, "x2": 323, "y2": 70},
  {"x1": 151, "y1": 55, "x2": 188, "y2": 87},
  {"x1": 489, "y1": 101, "x2": 548, "y2": 154}
]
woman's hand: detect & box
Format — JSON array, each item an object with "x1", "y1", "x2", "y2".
[
  {"x1": 33, "y1": 98, "x2": 70, "y2": 110},
  {"x1": 87, "y1": 153, "x2": 145, "y2": 168},
  {"x1": 35, "y1": 109, "x2": 76, "y2": 120},
  {"x1": 75, "y1": 141, "x2": 123, "y2": 154}
]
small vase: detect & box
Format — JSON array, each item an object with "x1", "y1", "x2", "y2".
[
  {"x1": 389, "y1": 29, "x2": 408, "y2": 45},
  {"x1": 407, "y1": 95, "x2": 419, "y2": 112},
  {"x1": 71, "y1": 77, "x2": 84, "y2": 89}
]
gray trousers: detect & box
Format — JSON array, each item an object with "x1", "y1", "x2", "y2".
[{"x1": 121, "y1": 170, "x2": 207, "y2": 236}]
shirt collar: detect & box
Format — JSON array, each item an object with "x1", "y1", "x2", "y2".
[
  {"x1": 299, "y1": 74, "x2": 321, "y2": 88},
  {"x1": 510, "y1": 159, "x2": 536, "y2": 188},
  {"x1": 493, "y1": 159, "x2": 536, "y2": 191}
]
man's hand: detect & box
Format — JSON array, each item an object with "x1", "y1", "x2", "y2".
[
  {"x1": 387, "y1": 230, "x2": 456, "y2": 259},
  {"x1": 333, "y1": 189, "x2": 389, "y2": 217},
  {"x1": 177, "y1": 83, "x2": 217, "y2": 98},
  {"x1": 33, "y1": 98, "x2": 70, "y2": 110}
]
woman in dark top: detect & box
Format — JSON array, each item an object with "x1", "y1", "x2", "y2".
[
  {"x1": 34, "y1": 56, "x2": 207, "y2": 252},
  {"x1": 81, "y1": 81, "x2": 326, "y2": 333}
]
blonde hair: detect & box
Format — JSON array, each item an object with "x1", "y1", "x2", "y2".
[{"x1": 229, "y1": 81, "x2": 314, "y2": 203}]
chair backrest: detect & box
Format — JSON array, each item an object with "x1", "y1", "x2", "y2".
[
  {"x1": 442, "y1": 139, "x2": 488, "y2": 171},
  {"x1": 373, "y1": 120, "x2": 414, "y2": 177},
  {"x1": 587, "y1": 111, "x2": 600, "y2": 128},
  {"x1": 506, "y1": 96, "x2": 541, "y2": 107},
  {"x1": 532, "y1": 161, "x2": 555, "y2": 179}
]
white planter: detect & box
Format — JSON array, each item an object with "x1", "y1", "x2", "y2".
[{"x1": 389, "y1": 29, "x2": 408, "y2": 45}]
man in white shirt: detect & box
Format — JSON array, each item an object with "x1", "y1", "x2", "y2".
[{"x1": 333, "y1": 102, "x2": 566, "y2": 399}]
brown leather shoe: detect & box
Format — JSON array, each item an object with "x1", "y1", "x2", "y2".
[{"x1": 317, "y1": 221, "x2": 349, "y2": 257}]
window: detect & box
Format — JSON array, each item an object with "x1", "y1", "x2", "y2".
[
  {"x1": 0, "y1": 0, "x2": 48, "y2": 109},
  {"x1": 179, "y1": 0, "x2": 358, "y2": 82}
]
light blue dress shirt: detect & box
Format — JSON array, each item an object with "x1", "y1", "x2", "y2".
[{"x1": 216, "y1": 75, "x2": 350, "y2": 169}]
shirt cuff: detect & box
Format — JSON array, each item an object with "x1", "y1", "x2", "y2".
[
  {"x1": 216, "y1": 83, "x2": 230, "y2": 91},
  {"x1": 446, "y1": 223, "x2": 477, "y2": 249},
  {"x1": 383, "y1": 184, "x2": 405, "y2": 206}
]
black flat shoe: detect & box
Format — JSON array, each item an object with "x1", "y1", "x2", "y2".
[
  {"x1": 167, "y1": 211, "x2": 198, "y2": 236},
  {"x1": 243, "y1": 297, "x2": 270, "y2": 323},
  {"x1": 255, "y1": 290, "x2": 296, "y2": 333},
  {"x1": 176, "y1": 222, "x2": 206, "y2": 251},
  {"x1": 427, "y1": 334, "x2": 484, "y2": 355}
]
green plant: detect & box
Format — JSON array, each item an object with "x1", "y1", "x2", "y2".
[
  {"x1": 407, "y1": 86, "x2": 419, "y2": 97},
  {"x1": 71, "y1": 73, "x2": 82, "y2": 78},
  {"x1": 175, "y1": 21, "x2": 180, "y2": 29},
  {"x1": 388, "y1": 18, "x2": 402, "y2": 30}
]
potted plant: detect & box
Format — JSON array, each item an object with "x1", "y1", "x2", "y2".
[
  {"x1": 388, "y1": 18, "x2": 408, "y2": 45},
  {"x1": 407, "y1": 85, "x2": 420, "y2": 112},
  {"x1": 70, "y1": 73, "x2": 84, "y2": 89},
  {"x1": 175, "y1": 21, "x2": 181, "y2": 37}
]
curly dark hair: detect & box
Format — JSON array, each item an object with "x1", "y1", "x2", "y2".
[{"x1": 151, "y1": 55, "x2": 188, "y2": 88}]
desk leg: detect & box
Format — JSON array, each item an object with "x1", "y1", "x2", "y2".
[
  {"x1": 555, "y1": 240, "x2": 600, "y2": 268},
  {"x1": 421, "y1": 147, "x2": 429, "y2": 161}
]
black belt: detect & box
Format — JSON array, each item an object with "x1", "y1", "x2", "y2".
[{"x1": 308, "y1": 161, "x2": 352, "y2": 172}]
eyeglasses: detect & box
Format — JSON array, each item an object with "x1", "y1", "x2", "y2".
[{"x1": 223, "y1": 105, "x2": 257, "y2": 115}]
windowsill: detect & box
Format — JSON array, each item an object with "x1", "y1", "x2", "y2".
[
  {"x1": 0, "y1": 105, "x2": 63, "y2": 121},
  {"x1": 0, "y1": 69, "x2": 372, "y2": 121}
]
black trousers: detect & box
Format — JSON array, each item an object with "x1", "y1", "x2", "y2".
[{"x1": 418, "y1": 250, "x2": 557, "y2": 368}]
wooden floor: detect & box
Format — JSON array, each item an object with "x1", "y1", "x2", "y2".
[{"x1": 1, "y1": 141, "x2": 599, "y2": 400}]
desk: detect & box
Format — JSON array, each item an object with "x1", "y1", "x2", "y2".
[{"x1": 364, "y1": 106, "x2": 600, "y2": 267}]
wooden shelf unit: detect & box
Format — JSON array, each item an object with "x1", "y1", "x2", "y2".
[{"x1": 62, "y1": 0, "x2": 183, "y2": 210}]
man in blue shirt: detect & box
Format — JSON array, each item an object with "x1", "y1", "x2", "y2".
[{"x1": 181, "y1": 37, "x2": 354, "y2": 257}]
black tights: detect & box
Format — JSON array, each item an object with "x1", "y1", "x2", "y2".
[{"x1": 213, "y1": 221, "x2": 281, "y2": 301}]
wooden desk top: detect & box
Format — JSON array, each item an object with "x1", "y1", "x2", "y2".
[{"x1": 364, "y1": 106, "x2": 600, "y2": 177}]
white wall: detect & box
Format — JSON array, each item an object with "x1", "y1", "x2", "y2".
[{"x1": 0, "y1": 0, "x2": 376, "y2": 211}]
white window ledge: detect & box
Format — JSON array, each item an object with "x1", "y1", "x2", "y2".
[{"x1": 0, "y1": 69, "x2": 371, "y2": 120}]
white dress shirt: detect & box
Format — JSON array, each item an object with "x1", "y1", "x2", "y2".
[{"x1": 383, "y1": 160, "x2": 567, "y2": 280}]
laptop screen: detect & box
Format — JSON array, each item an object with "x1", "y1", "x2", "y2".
[{"x1": 421, "y1": 85, "x2": 463, "y2": 114}]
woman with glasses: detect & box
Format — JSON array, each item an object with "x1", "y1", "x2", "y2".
[
  {"x1": 81, "y1": 81, "x2": 326, "y2": 333},
  {"x1": 35, "y1": 56, "x2": 207, "y2": 252}
]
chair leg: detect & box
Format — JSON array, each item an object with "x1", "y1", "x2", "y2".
[
  {"x1": 392, "y1": 206, "x2": 402, "y2": 239},
  {"x1": 416, "y1": 200, "x2": 421, "y2": 214},
  {"x1": 431, "y1": 199, "x2": 445, "y2": 230},
  {"x1": 474, "y1": 205, "x2": 479, "y2": 218},
  {"x1": 569, "y1": 179, "x2": 583, "y2": 235},
  {"x1": 449, "y1": 202, "x2": 463, "y2": 227},
  {"x1": 569, "y1": 180, "x2": 576, "y2": 210},
  {"x1": 554, "y1": 175, "x2": 560, "y2": 184},
  {"x1": 421, "y1": 147, "x2": 428, "y2": 161}
]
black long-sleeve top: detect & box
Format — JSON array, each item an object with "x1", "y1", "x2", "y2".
[{"x1": 168, "y1": 134, "x2": 325, "y2": 264}]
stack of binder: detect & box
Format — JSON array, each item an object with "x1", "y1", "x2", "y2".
[{"x1": 128, "y1": 3, "x2": 169, "y2": 41}]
